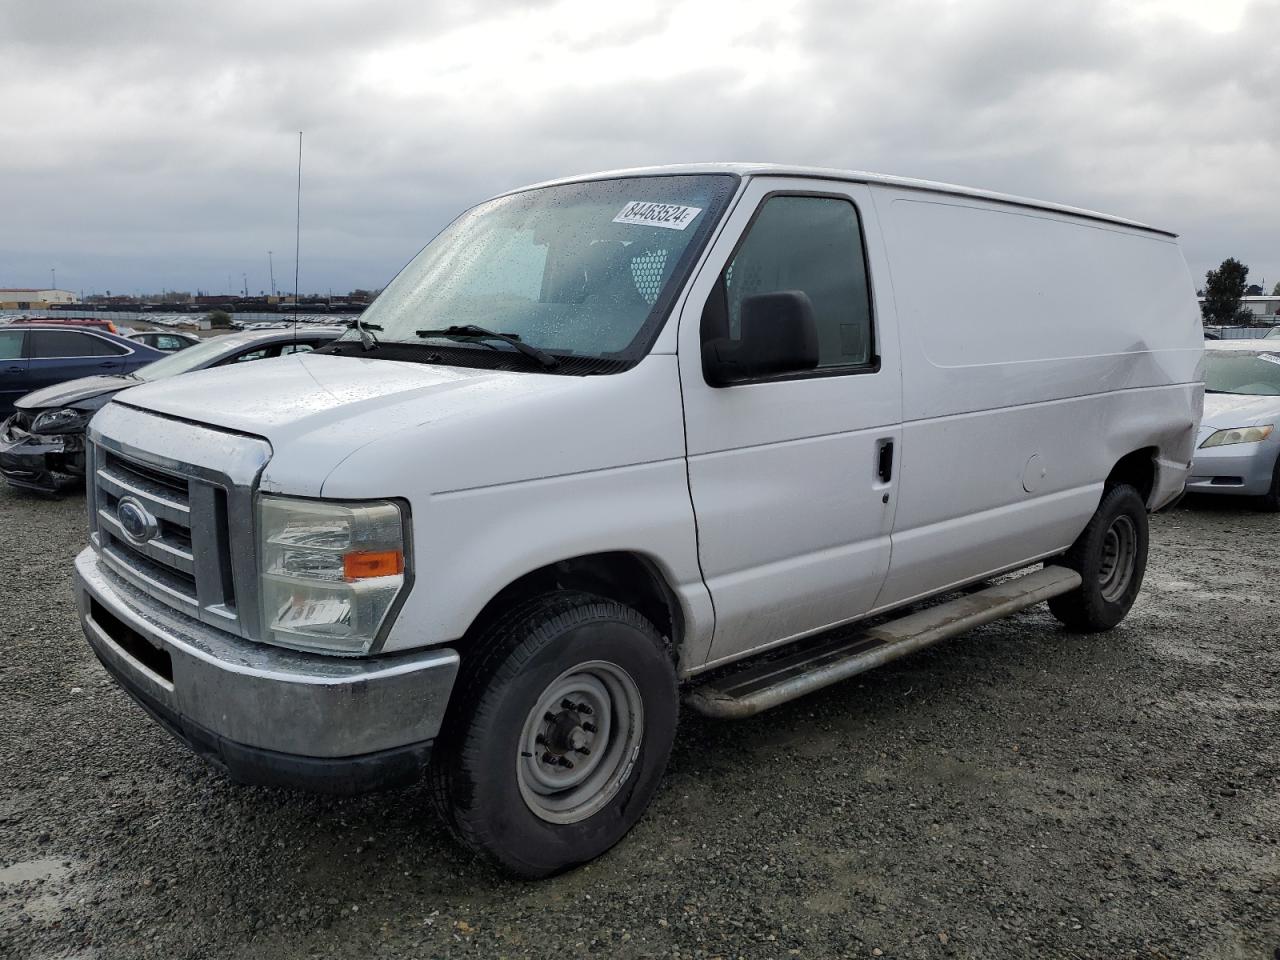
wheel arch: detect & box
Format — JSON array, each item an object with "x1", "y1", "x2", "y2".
[
  {"x1": 1106, "y1": 446, "x2": 1158, "y2": 506},
  {"x1": 460, "y1": 551, "x2": 686, "y2": 669}
]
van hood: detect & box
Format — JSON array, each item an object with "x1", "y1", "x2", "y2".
[
  {"x1": 1202, "y1": 391, "x2": 1280, "y2": 430},
  {"x1": 111, "y1": 351, "x2": 683, "y2": 497},
  {"x1": 116, "y1": 352, "x2": 531, "y2": 437}
]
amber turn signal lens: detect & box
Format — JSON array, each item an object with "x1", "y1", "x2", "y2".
[{"x1": 343, "y1": 549, "x2": 404, "y2": 581}]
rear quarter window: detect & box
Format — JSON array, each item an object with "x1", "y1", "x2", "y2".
[{"x1": 29, "y1": 330, "x2": 122, "y2": 358}]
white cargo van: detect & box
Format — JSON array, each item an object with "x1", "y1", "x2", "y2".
[{"x1": 73, "y1": 164, "x2": 1203, "y2": 877}]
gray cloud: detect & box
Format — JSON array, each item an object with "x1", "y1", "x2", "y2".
[{"x1": 1, "y1": 0, "x2": 1276, "y2": 297}]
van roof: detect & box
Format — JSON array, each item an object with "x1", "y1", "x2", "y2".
[{"x1": 508, "y1": 163, "x2": 1176, "y2": 238}]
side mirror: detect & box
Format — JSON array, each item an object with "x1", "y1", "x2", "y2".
[{"x1": 702, "y1": 290, "x2": 819, "y2": 386}]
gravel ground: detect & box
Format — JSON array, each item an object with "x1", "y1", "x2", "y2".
[{"x1": 1, "y1": 484, "x2": 1277, "y2": 960}]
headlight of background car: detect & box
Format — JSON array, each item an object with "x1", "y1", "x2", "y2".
[
  {"x1": 1199, "y1": 424, "x2": 1274, "y2": 448},
  {"x1": 257, "y1": 495, "x2": 410, "y2": 655},
  {"x1": 30, "y1": 408, "x2": 90, "y2": 434}
]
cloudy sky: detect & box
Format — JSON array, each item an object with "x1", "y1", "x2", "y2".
[{"x1": 1, "y1": 0, "x2": 1276, "y2": 298}]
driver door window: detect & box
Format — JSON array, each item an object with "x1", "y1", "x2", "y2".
[{"x1": 706, "y1": 195, "x2": 875, "y2": 373}]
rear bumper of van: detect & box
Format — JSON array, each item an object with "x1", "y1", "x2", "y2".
[{"x1": 1151, "y1": 455, "x2": 1193, "y2": 510}]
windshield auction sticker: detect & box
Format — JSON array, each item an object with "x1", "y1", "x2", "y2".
[{"x1": 613, "y1": 201, "x2": 702, "y2": 230}]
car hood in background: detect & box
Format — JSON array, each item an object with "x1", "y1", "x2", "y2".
[
  {"x1": 1202, "y1": 392, "x2": 1280, "y2": 430},
  {"x1": 110, "y1": 352, "x2": 684, "y2": 497},
  {"x1": 15, "y1": 375, "x2": 137, "y2": 411}
]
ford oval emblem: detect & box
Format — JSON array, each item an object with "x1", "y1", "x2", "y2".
[{"x1": 116, "y1": 496, "x2": 158, "y2": 545}]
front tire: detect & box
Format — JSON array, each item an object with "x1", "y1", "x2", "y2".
[
  {"x1": 429, "y1": 591, "x2": 678, "y2": 878},
  {"x1": 1048, "y1": 483, "x2": 1149, "y2": 632}
]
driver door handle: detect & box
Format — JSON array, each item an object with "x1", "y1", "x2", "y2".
[{"x1": 876, "y1": 439, "x2": 894, "y2": 483}]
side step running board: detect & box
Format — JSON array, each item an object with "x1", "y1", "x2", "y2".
[{"x1": 685, "y1": 565, "x2": 1082, "y2": 719}]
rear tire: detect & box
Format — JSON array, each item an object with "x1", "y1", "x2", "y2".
[
  {"x1": 429, "y1": 591, "x2": 678, "y2": 878},
  {"x1": 1048, "y1": 483, "x2": 1148, "y2": 632}
]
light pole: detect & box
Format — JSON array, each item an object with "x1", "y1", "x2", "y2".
[
  {"x1": 268, "y1": 251, "x2": 275, "y2": 297},
  {"x1": 51, "y1": 267, "x2": 56, "y2": 290}
]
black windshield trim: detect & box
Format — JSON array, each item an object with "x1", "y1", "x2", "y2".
[{"x1": 315, "y1": 339, "x2": 628, "y2": 376}]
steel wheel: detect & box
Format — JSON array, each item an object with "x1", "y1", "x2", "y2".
[
  {"x1": 1097, "y1": 514, "x2": 1137, "y2": 602},
  {"x1": 516, "y1": 660, "x2": 644, "y2": 824}
]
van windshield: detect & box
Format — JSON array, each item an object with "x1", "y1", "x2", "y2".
[
  {"x1": 1204, "y1": 350, "x2": 1280, "y2": 396},
  {"x1": 343, "y1": 174, "x2": 738, "y2": 367}
]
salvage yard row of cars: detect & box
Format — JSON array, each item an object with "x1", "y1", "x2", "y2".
[
  {"x1": 1, "y1": 164, "x2": 1276, "y2": 878},
  {"x1": 0, "y1": 321, "x2": 342, "y2": 491}
]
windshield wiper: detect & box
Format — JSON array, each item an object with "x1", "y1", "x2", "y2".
[
  {"x1": 348, "y1": 319, "x2": 382, "y2": 351},
  {"x1": 415, "y1": 324, "x2": 560, "y2": 370}
]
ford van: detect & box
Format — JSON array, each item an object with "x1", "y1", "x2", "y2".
[{"x1": 72, "y1": 164, "x2": 1204, "y2": 877}]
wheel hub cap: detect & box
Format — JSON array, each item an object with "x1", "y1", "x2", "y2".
[
  {"x1": 1097, "y1": 514, "x2": 1137, "y2": 602},
  {"x1": 516, "y1": 660, "x2": 644, "y2": 824}
]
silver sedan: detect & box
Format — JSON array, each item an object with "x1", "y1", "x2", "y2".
[{"x1": 1187, "y1": 339, "x2": 1280, "y2": 509}]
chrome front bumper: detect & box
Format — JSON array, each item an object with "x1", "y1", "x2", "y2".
[{"x1": 75, "y1": 547, "x2": 459, "y2": 793}]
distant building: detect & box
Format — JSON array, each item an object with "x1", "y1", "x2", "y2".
[
  {"x1": 1197, "y1": 294, "x2": 1280, "y2": 320},
  {"x1": 0, "y1": 288, "x2": 76, "y2": 309}
]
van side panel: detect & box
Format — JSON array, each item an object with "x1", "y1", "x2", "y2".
[
  {"x1": 872, "y1": 188, "x2": 1202, "y2": 610},
  {"x1": 876, "y1": 384, "x2": 1199, "y2": 607},
  {"x1": 879, "y1": 192, "x2": 1202, "y2": 418}
]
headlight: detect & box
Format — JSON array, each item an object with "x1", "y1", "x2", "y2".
[
  {"x1": 1199, "y1": 424, "x2": 1274, "y2": 448},
  {"x1": 257, "y1": 495, "x2": 410, "y2": 655},
  {"x1": 30, "y1": 408, "x2": 89, "y2": 434}
]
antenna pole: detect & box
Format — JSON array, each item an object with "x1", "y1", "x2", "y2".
[{"x1": 294, "y1": 130, "x2": 302, "y2": 340}]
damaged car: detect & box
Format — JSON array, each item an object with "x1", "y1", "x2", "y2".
[{"x1": 0, "y1": 326, "x2": 342, "y2": 492}]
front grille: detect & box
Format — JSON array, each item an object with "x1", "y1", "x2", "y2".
[
  {"x1": 92, "y1": 445, "x2": 238, "y2": 627},
  {"x1": 86, "y1": 403, "x2": 270, "y2": 640},
  {"x1": 102, "y1": 450, "x2": 188, "y2": 496}
]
